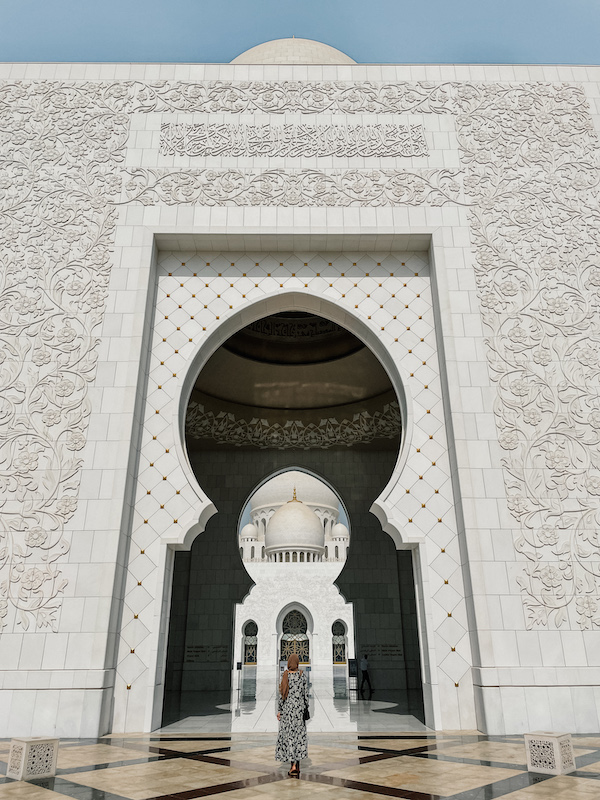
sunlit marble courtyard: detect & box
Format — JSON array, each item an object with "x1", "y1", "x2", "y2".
[{"x1": 3, "y1": 731, "x2": 600, "y2": 800}]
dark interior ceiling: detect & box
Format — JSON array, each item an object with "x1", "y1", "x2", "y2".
[
  {"x1": 186, "y1": 312, "x2": 401, "y2": 450},
  {"x1": 224, "y1": 312, "x2": 362, "y2": 365}
]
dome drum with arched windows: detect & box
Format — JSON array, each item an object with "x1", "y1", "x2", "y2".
[{"x1": 265, "y1": 490, "x2": 325, "y2": 563}]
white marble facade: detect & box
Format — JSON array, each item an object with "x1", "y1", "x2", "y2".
[{"x1": 1, "y1": 47, "x2": 600, "y2": 738}]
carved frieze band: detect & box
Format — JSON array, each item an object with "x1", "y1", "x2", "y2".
[
  {"x1": 127, "y1": 80, "x2": 456, "y2": 115},
  {"x1": 123, "y1": 167, "x2": 462, "y2": 206},
  {"x1": 185, "y1": 400, "x2": 402, "y2": 449},
  {"x1": 159, "y1": 121, "x2": 429, "y2": 158}
]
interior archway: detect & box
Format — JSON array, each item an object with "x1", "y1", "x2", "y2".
[
  {"x1": 160, "y1": 305, "x2": 424, "y2": 730},
  {"x1": 280, "y1": 609, "x2": 311, "y2": 663}
]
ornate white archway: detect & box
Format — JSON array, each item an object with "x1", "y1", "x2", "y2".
[
  {"x1": 110, "y1": 244, "x2": 474, "y2": 735},
  {"x1": 169, "y1": 290, "x2": 414, "y2": 553}
]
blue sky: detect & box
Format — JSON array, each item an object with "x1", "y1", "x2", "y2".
[{"x1": 0, "y1": 0, "x2": 598, "y2": 64}]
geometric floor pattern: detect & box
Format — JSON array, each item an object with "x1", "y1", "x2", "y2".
[{"x1": 2, "y1": 733, "x2": 600, "y2": 800}]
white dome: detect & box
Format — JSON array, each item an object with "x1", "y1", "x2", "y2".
[
  {"x1": 241, "y1": 523, "x2": 259, "y2": 540},
  {"x1": 265, "y1": 499, "x2": 324, "y2": 553},
  {"x1": 332, "y1": 523, "x2": 349, "y2": 540},
  {"x1": 251, "y1": 470, "x2": 338, "y2": 513},
  {"x1": 231, "y1": 37, "x2": 356, "y2": 65}
]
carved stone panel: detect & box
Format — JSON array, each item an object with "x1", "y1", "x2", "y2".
[
  {"x1": 159, "y1": 121, "x2": 429, "y2": 158},
  {"x1": 451, "y1": 82, "x2": 600, "y2": 631},
  {"x1": 0, "y1": 80, "x2": 126, "y2": 634},
  {"x1": 123, "y1": 167, "x2": 462, "y2": 206}
]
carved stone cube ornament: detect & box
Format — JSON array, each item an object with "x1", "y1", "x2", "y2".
[
  {"x1": 6, "y1": 738, "x2": 59, "y2": 781},
  {"x1": 524, "y1": 732, "x2": 576, "y2": 775}
]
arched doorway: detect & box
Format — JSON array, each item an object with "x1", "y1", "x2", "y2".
[
  {"x1": 160, "y1": 298, "x2": 424, "y2": 729},
  {"x1": 243, "y1": 620, "x2": 258, "y2": 665},
  {"x1": 280, "y1": 609, "x2": 310, "y2": 664},
  {"x1": 332, "y1": 620, "x2": 347, "y2": 664}
]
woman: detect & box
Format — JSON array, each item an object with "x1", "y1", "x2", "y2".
[{"x1": 275, "y1": 653, "x2": 308, "y2": 776}]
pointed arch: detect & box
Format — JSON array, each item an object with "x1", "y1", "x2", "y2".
[{"x1": 170, "y1": 290, "x2": 413, "y2": 552}]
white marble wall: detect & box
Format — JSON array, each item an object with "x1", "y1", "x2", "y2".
[
  {"x1": 232, "y1": 563, "x2": 355, "y2": 670},
  {"x1": 1, "y1": 60, "x2": 600, "y2": 736}
]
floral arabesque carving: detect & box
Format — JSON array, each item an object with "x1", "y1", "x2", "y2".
[
  {"x1": 123, "y1": 167, "x2": 463, "y2": 207},
  {"x1": 185, "y1": 400, "x2": 402, "y2": 449},
  {"x1": 127, "y1": 80, "x2": 456, "y2": 115},
  {"x1": 0, "y1": 81, "x2": 128, "y2": 632},
  {"x1": 452, "y1": 82, "x2": 600, "y2": 630}
]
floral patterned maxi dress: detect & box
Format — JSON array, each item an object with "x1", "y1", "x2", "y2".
[{"x1": 275, "y1": 670, "x2": 308, "y2": 762}]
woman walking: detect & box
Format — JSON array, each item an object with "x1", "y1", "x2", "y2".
[{"x1": 276, "y1": 653, "x2": 308, "y2": 777}]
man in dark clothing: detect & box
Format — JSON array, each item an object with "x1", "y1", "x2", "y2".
[{"x1": 360, "y1": 653, "x2": 372, "y2": 694}]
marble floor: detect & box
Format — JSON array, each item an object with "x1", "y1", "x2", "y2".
[
  {"x1": 160, "y1": 671, "x2": 427, "y2": 733},
  {"x1": 2, "y1": 731, "x2": 600, "y2": 800}
]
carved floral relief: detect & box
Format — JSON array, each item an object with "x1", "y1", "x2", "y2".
[
  {"x1": 126, "y1": 80, "x2": 456, "y2": 116},
  {"x1": 123, "y1": 166, "x2": 462, "y2": 207},
  {"x1": 185, "y1": 400, "x2": 402, "y2": 449},
  {"x1": 452, "y1": 82, "x2": 600, "y2": 630},
  {"x1": 0, "y1": 82, "x2": 128, "y2": 631}
]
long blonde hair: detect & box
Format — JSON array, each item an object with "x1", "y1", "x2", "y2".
[{"x1": 279, "y1": 653, "x2": 300, "y2": 700}]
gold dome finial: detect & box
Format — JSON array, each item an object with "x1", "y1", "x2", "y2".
[{"x1": 288, "y1": 486, "x2": 299, "y2": 503}]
